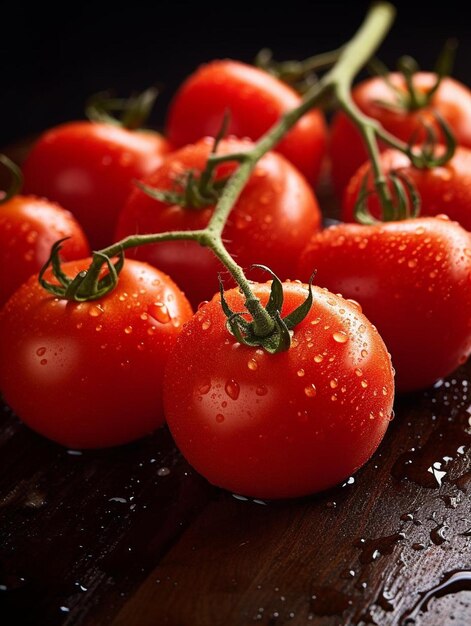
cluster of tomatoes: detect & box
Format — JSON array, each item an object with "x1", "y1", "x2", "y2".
[{"x1": 1, "y1": 56, "x2": 471, "y2": 499}]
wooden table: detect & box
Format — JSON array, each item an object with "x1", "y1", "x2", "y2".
[{"x1": 1, "y1": 354, "x2": 470, "y2": 625}]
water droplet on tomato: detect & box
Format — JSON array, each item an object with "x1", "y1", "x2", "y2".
[
  {"x1": 297, "y1": 369, "x2": 305, "y2": 377},
  {"x1": 256, "y1": 385, "x2": 267, "y2": 396},
  {"x1": 314, "y1": 354, "x2": 323, "y2": 363},
  {"x1": 330, "y1": 378, "x2": 338, "y2": 389},
  {"x1": 89, "y1": 305, "x2": 104, "y2": 317},
  {"x1": 225, "y1": 379, "x2": 240, "y2": 400},
  {"x1": 198, "y1": 381, "x2": 211, "y2": 395},
  {"x1": 40, "y1": 359, "x2": 47, "y2": 365},
  {"x1": 215, "y1": 414, "x2": 225, "y2": 423},
  {"x1": 247, "y1": 358, "x2": 258, "y2": 371},
  {"x1": 148, "y1": 302, "x2": 170, "y2": 324},
  {"x1": 36, "y1": 347, "x2": 46, "y2": 356},
  {"x1": 304, "y1": 384, "x2": 317, "y2": 398},
  {"x1": 332, "y1": 331, "x2": 348, "y2": 344},
  {"x1": 95, "y1": 324, "x2": 103, "y2": 332},
  {"x1": 201, "y1": 319, "x2": 211, "y2": 330},
  {"x1": 197, "y1": 300, "x2": 209, "y2": 310},
  {"x1": 408, "y1": 258, "x2": 418, "y2": 269},
  {"x1": 355, "y1": 368, "x2": 363, "y2": 377},
  {"x1": 124, "y1": 326, "x2": 133, "y2": 335},
  {"x1": 140, "y1": 312, "x2": 148, "y2": 321},
  {"x1": 346, "y1": 298, "x2": 362, "y2": 312},
  {"x1": 361, "y1": 380, "x2": 368, "y2": 389}
]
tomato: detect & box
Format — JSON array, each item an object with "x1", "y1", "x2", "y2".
[
  {"x1": 166, "y1": 60, "x2": 327, "y2": 185},
  {"x1": 115, "y1": 137, "x2": 321, "y2": 307},
  {"x1": 22, "y1": 122, "x2": 171, "y2": 249},
  {"x1": 298, "y1": 217, "x2": 471, "y2": 392},
  {"x1": 0, "y1": 195, "x2": 89, "y2": 307},
  {"x1": 0, "y1": 259, "x2": 193, "y2": 448},
  {"x1": 164, "y1": 282, "x2": 394, "y2": 499},
  {"x1": 330, "y1": 73, "x2": 471, "y2": 197},
  {"x1": 342, "y1": 146, "x2": 471, "y2": 230}
]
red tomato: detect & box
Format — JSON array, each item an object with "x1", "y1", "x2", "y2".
[
  {"x1": 22, "y1": 122, "x2": 171, "y2": 249},
  {"x1": 342, "y1": 146, "x2": 471, "y2": 230},
  {"x1": 0, "y1": 259, "x2": 193, "y2": 448},
  {"x1": 0, "y1": 195, "x2": 89, "y2": 307},
  {"x1": 166, "y1": 60, "x2": 327, "y2": 185},
  {"x1": 298, "y1": 217, "x2": 471, "y2": 391},
  {"x1": 115, "y1": 137, "x2": 321, "y2": 307},
  {"x1": 330, "y1": 73, "x2": 471, "y2": 197},
  {"x1": 164, "y1": 282, "x2": 394, "y2": 499}
]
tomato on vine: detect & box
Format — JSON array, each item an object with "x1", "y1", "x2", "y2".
[
  {"x1": 115, "y1": 137, "x2": 321, "y2": 307},
  {"x1": 330, "y1": 69, "x2": 471, "y2": 197},
  {"x1": 342, "y1": 146, "x2": 471, "y2": 230},
  {"x1": 164, "y1": 280, "x2": 394, "y2": 499},
  {"x1": 0, "y1": 257, "x2": 193, "y2": 448},
  {"x1": 22, "y1": 89, "x2": 171, "y2": 249},
  {"x1": 298, "y1": 217, "x2": 471, "y2": 392},
  {"x1": 166, "y1": 60, "x2": 327, "y2": 185}
]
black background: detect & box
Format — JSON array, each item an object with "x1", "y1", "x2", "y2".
[{"x1": 1, "y1": 1, "x2": 469, "y2": 145}]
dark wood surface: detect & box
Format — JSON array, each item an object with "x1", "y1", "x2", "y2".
[
  {"x1": 0, "y1": 144, "x2": 470, "y2": 626},
  {"x1": 1, "y1": 359, "x2": 471, "y2": 626}
]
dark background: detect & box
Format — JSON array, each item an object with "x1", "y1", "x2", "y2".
[{"x1": 1, "y1": 1, "x2": 469, "y2": 145}]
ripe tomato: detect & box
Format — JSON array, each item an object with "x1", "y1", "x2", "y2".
[
  {"x1": 115, "y1": 137, "x2": 321, "y2": 307},
  {"x1": 330, "y1": 73, "x2": 471, "y2": 197},
  {"x1": 298, "y1": 217, "x2": 471, "y2": 391},
  {"x1": 22, "y1": 122, "x2": 171, "y2": 249},
  {"x1": 166, "y1": 60, "x2": 327, "y2": 185},
  {"x1": 164, "y1": 282, "x2": 394, "y2": 499},
  {"x1": 0, "y1": 259, "x2": 193, "y2": 448},
  {"x1": 0, "y1": 195, "x2": 89, "y2": 307},
  {"x1": 342, "y1": 146, "x2": 471, "y2": 230}
]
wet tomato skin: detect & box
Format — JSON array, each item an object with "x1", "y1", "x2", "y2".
[
  {"x1": 342, "y1": 147, "x2": 471, "y2": 230},
  {"x1": 330, "y1": 73, "x2": 471, "y2": 197},
  {"x1": 0, "y1": 259, "x2": 193, "y2": 448},
  {"x1": 0, "y1": 195, "x2": 89, "y2": 307},
  {"x1": 22, "y1": 122, "x2": 171, "y2": 249},
  {"x1": 116, "y1": 137, "x2": 321, "y2": 307},
  {"x1": 166, "y1": 60, "x2": 327, "y2": 185},
  {"x1": 298, "y1": 217, "x2": 471, "y2": 392},
  {"x1": 164, "y1": 282, "x2": 394, "y2": 499}
]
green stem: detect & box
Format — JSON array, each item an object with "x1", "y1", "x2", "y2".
[{"x1": 52, "y1": 2, "x2": 396, "y2": 340}]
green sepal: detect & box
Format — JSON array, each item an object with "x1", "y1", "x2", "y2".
[
  {"x1": 218, "y1": 268, "x2": 315, "y2": 354},
  {"x1": 0, "y1": 154, "x2": 23, "y2": 205},
  {"x1": 38, "y1": 240, "x2": 125, "y2": 302},
  {"x1": 283, "y1": 272, "x2": 316, "y2": 330},
  {"x1": 86, "y1": 86, "x2": 159, "y2": 131},
  {"x1": 407, "y1": 111, "x2": 456, "y2": 169}
]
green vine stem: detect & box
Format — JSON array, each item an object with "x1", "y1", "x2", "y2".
[{"x1": 43, "y1": 2, "x2": 397, "y2": 349}]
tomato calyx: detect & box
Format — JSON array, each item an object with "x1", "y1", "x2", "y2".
[
  {"x1": 85, "y1": 86, "x2": 159, "y2": 131},
  {"x1": 354, "y1": 169, "x2": 420, "y2": 224},
  {"x1": 405, "y1": 112, "x2": 456, "y2": 169},
  {"x1": 255, "y1": 47, "x2": 342, "y2": 94},
  {"x1": 39, "y1": 239, "x2": 124, "y2": 301},
  {"x1": 0, "y1": 154, "x2": 23, "y2": 204},
  {"x1": 219, "y1": 265, "x2": 315, "y2": 354},
  {"x1": 370, "y1": 39, "x2": 457, "y2": 113}
]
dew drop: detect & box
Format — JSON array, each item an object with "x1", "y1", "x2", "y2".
[
  {"x1": 304, "y1": 384, "x2": 317, "y2": 398},
  {"x1": 346, "y1": 298, "x2": 362, "y2": 312},
  {"x1": 256, "y1": 385, "x2": 268, "y2": 396},
  {"x1": 40, "y1": 359, "x2": 47, "y2": 366},
  {"x1": 225, "y1": 379, "x2": 240, "y2": 400},
  {"x1": 355, "y1": 368, "x2": 363, "y2": 377},
  {"x1": 215, "y1": 414, "x2": 225, "y2": 423},
  {"x1": 202, "y1": 319, "x2": 211, "y2": 330},
  {"x1": 361, "y1": 380, "x2": 368, "y2": 389},
  {"x1": 89, "y1": 305, "x2": 104, "y2": 317},
  {"x1": 36, "y1": 347, "x2": 46, "y2": 357},
  {"x1": 124, "y1": 326, "x2": 133, "y2": 335},
  {"x1": 330, "y1": 378, "x2": 338, "y2": 389},
  {"x1": 247, "y1": 358, "x2": 258, "y2": 371},
  {"x1": 148, "y1": 302, "x2": 170, "y2": 324},
  {"x1": 314, "y1": 354, "x2": 324, "y2": 363},
  {"x1": 297, "y1": 369, "x2": 305, "y2": 377},
  {"x1": 332, "y1": 331, "x2": 348, "y2": 344}
]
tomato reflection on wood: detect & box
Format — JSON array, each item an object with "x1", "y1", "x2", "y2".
[
  {"x1": 164, "y1": 282, "x2": 394, "y2": 499},
  {"x1": 0, "y1": 259, "x2": 193, "y2": 448},
  {"x1": 298, "y1": 216, "x2": 471, "y2": 392}
]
